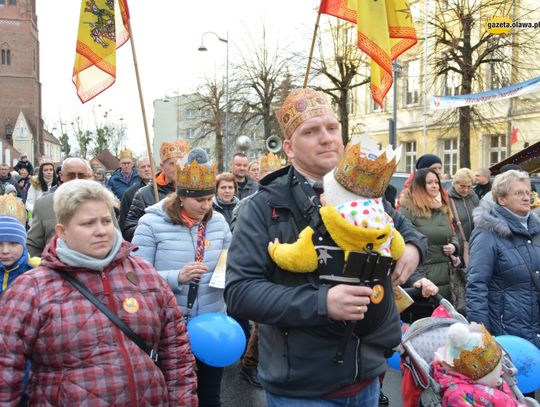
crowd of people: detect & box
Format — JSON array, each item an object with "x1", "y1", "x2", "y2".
[{"x1": 0, "y1": 88, "x2": 538, "y2": 406}]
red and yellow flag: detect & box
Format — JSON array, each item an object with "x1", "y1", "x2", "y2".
[
  {"x1": 319, "y1": 0, "x2": 418, "y2": 107},
  {"x1": 72, "y1": 0, "x2": 131, "y2": 103}
]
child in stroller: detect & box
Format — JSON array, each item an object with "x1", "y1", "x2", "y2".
[{"x1": 398, "y1": 298, "x2": 539, "y2": 407}]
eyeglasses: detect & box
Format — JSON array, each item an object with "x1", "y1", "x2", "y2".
[
  {"x1": 63, "y1": 172, "x2": 90, "y2": 180},
  {"x1": 510, "y1": 190, "x2": 531, "y2": 198}
]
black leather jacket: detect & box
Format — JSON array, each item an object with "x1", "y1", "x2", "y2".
[{"x1": 225, "y1": 166, "x2": 427, "y2": 397}]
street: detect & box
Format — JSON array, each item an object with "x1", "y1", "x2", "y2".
[{"x1": 221, "y1": 362, "x2": 404, "y2": 407}]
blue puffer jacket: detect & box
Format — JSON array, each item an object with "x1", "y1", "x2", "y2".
[
  {"x1": 107, "y1": 169, "x2": 140, "y2": 199},
  {"x1": 466, "y1": 205, "x2": 540, "y2": 348},
  {"x1": 132, "y1": 200, "x2": 231, "y2": 321}
]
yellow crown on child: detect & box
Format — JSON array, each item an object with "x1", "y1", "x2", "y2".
[
  {"x1": 176, "y1": 148, "x2": 217, "y2": 197},
  {"x1": 334, "y1": 143, "x2": 400, "y2": 199},
  {"x1": 451, "y1": 325, "x2": 502, "y2": 381},
  {"x1": 119, "y1": 149, "x2": 133, "y2": 160},
  {"x1": 276, "y1": 88, "x2": 334, "y2": 140},
  {"x1": 159, "y1": 139, "x2": 190, "y2": 162},
  {"x1": 0, "y1": 195, "x2": 26, "y2": 224},
  {"x1": 259, "y1": 152, "x2": 282, "y2": 175}
]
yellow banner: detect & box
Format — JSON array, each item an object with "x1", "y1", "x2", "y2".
[{"x1": 72, "y1": 0, "x2": 130, "y2": 103}]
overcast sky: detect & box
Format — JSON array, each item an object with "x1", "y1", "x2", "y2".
[{"x1": 37, "y1": 0, "x2": 320, "y2": 154}]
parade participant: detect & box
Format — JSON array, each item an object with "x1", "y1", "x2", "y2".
[
  {"x1": 467, "y1": 170, "x2": 540, "y2": 349},
  {"x1": 399, "y1": 168, "x2": 459, "y2": 301},
  {"x1": 119, "y1": 156, "x2": 152, "y2": 230},
  {"x1": 473, "y1": 168, "x2": 492, "y2": 200},
  {"x1": 247, "y1": 160, "x2": 260, "y2": 182},
  {"x1": 25, "y1": 161, "x2": 58, "y2": 214},
  {"x1": 0, "y1": 163, "x2": 23, "y2": 198},
  {"x1": 224, "y1": 88, "x2": 427, "y2": 406},
  {"x1": 14, "y1": 152, "x2": 33, "y2": 176},
  {"x1": 26, "y1": 157, "x2": 93, "y2": 257},
  {"x1": 122, "y1": 139, "x2": 189, "y2": 241},
  {"x1": 133, "y1": 148, "x2": 231, "y2": 407},
  {"x1": 212, "y1": 172, "x2": 239, "y2": 226},
  {"x1": 0, "y1": 179, "x2": 198, "y2": 405},
  {"x1": 479, "y1": 164, "x2": 522, "y2": 211},
  {"x1": 432, "y1": 322, "x2": 526, "y2": 407},
  {"x1": 94, "y1": 168, "x2": 107, "y2": 186},
  {"x1": 231, "y1": 152, "x2": 258, "y2": 199},
  {"x1": 107, "y1": 149, "x2": 140, "y2": 199}
]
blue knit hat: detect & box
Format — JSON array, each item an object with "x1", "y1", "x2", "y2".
[
  {"x1": 0, "y1": 216, "x2": 27, "y2": 245},
  {"x1": 415, "y1": 154, "x2": 442, "y2": 170}
]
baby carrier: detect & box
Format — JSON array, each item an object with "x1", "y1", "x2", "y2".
[{"x1": 397, "y1": 298, "x2": 539, "y2": 407}]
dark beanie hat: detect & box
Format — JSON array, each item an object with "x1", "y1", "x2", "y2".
[
  {"x1": 0, "y1": 216, "x2": 27, "y2": 245},
  {"x1": 415, "y1": 154, "x2": 442, "y2": 170}
]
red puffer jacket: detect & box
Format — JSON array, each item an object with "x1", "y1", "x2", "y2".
[{"x1": 0, "y1": 236, "x2": 198, "y2": 406}]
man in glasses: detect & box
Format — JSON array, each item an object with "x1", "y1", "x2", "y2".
[
  {"x1": 27, "y1": 157, "x2": 94, "y2": 256},
  {"x1": 107, "y1": 149, "x2": 140, "y2": 200}
]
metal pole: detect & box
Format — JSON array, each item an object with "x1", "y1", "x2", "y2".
[
  {"x1": 423, "y1": 0, "x2": 429, "y2": 154},
  {"x1": 391, "y1": 61, "x2": 398, "y2": 148}
]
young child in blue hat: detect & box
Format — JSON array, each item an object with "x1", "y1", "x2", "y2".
[{"x1": 0, "y1": 216, "x2": 39, "y2": 296}]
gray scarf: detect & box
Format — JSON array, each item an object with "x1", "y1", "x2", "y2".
[{"x1": 56, "y1": 229, "x2": 124, "y2": 272}]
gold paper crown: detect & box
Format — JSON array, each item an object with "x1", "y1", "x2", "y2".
[
  {"x1": 159, "y1": 139, "x2": 190, "y2": 162},
  {"x1": 119, "y1": 149, "x2": 133, "y2": 160},
  {"x1": 259, "y1": 152, "x2": 282, "y2": 176},
  {"x1": 451, "y1": 325, "x2": 502, "y2": 381},
  {"x1": 176, "y1": 160, "x2": 217, "y2": 195},
  {"x1": 275, "y1": 88, "x2": 334, "y2": 139},
  {"x1": 334, "y1": 143, "x2": 398, "y2": 199},
  {"x1": 0, "y1": 195, "x2": 26, "y2": 225}
]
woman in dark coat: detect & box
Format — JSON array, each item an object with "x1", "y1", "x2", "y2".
[
  {"x1": 212, "y1": 172, "x2": 239, "y2": 227},
  {"x1": 467, "y1": 170, "x2": 540, "y2": 349}
]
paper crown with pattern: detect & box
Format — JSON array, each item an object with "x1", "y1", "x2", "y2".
[
  {"x1": 334, "y1": 139, "x2": 401, "y2": 199},
  {"x1": 0, "y1": 195, "x2": 26, "y2": 225},
  {"x1": 444, "y1": 323, "x2": 502, "y2": 381},
  {"x1": 119, "y1": 149, "x2": 133, "y2": 160},
  {"x1": 259, "y1": 152, "x2": 282, "y2": 176},
  {"x1": 275, "y1": 88, "x2": 334, "y2": 140},
  {"x1": 159, "y1": 139, "x2": 190, "y2": 162},
  {"x1": 176, "y1": 148, "x2": 217, "y2": 197}
]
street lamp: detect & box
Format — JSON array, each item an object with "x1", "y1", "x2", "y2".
[{"x1": 198, "y1": 31, "x2": 229, "y2": 163}]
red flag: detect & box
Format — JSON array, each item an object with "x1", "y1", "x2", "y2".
[{"x1": 510, "y1": 127, "x2": 519, "y2": 145}]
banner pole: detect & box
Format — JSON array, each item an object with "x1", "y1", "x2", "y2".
[{"x1": 304, "y1": 11, "x2": 322, "y2": 88}]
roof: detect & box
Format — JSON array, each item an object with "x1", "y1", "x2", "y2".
[
  {"x1": 43, "y1": 129, "x2": 61, "y2": 144},
  {"x1": 489, "y1": 141, "x2": 540, "y2": 175},
  {"x1": 93, "y1": 150, "x2": 120, "y2": 171}
]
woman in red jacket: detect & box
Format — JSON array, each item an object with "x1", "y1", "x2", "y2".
[{"x1": 0, "y1": 179, "x2": 198, "y2": 406}]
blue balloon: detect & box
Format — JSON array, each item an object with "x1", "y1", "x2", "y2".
[
  {"x1": 386, "y1": 351, "x2": 401, "y2": 371},
  {"x1": 187, "y1": 313, "x2": 247, "y2": 367},
  {"x1": 495, "y1": 335, "x2": 540, "y2": 394}
]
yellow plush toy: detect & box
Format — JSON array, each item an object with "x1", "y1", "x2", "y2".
[{"x1": 268, "y1": 140, "x2": 405, "y2": 273}]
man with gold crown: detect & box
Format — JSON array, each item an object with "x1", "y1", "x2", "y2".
[
  {"x1": 225, "y1": 88, "x2": 427, "y2": 406},
  {"x1": 107, "y1": 149, "x2": 140, "y2": 199},
  {"x1": 122, "y1": 139, "x2": 189, "y2": 241}
]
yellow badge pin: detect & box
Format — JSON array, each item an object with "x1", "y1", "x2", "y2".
[{"x1": 122, "y1": 297, "x2": 139, "y2": 314}]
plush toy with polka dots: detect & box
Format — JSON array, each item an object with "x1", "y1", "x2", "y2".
[{"x1": 268, "y1": 141, "x2": 405, "y2": 273}]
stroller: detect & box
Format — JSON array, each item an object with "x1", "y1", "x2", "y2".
[{"x1": 397, "y1": 297, "x2": 539, "y2": 407}]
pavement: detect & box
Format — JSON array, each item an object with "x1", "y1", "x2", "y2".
[{"x1": 221, "y1": 362, "x2": 404, "y2": 407}]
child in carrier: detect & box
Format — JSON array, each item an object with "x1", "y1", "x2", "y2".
[{"x1": 432, "y1": 321, "x2": 527, "y2": 407}]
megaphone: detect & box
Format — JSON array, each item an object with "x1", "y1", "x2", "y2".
[{"x1": 266, "y1": 135, "x2": 282, "y2": 153}]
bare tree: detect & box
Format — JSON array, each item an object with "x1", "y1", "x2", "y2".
[
  {"x1": 310, "y1": 20, "x2": 370, "y2": 146},
  {"x1": 71, "y1": 116, "x2": 92, "y2": 159},
  {"x1": 235, "y1": 27, "x2": 294, "y2": 143},
  {"x1": 428, "y1": 0, "x2": 540, "y2": 168}
]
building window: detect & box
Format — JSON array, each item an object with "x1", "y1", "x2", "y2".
[
  {"x1": 403, "y1": 141, "x2": 416, "y2": 173},
  {"x1": 0, "y1": 0, "x2": 5, "y2": 5},
  {"x1": 347, "y1": 89, "x2": 356, "y2": 115},
  {"x1": 1, "y1": 49, "x2": 4, "y2": 65},
  {"x1": 6, "y1": 50, "x2": 10, "y2": 65},
  {"x1": 441, "y1": 138, "x2": 458, "y2": 176},
  {"x1": 489, "y1": 134, "x2": 506, "y2": 165},
  {"x1": 404, "y1": 60, "x2": 420, "y2": 105},
  {"x1": 186, "y1": 128, "x2": 195, "y2": 139},
  {"x1": 370, "y1": 97, "x2": 382, "y2": 113},
  {"x1": 9, "y1": 0, "x2": 16, "y2": 5},
  {"x1": 186, "y1": 109, "x2": 196, "y2": 119},
  {"x1": 443, "y1": 69, "x2": 460, "y2": 96}
]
